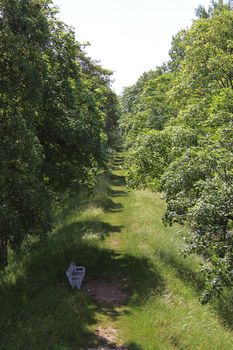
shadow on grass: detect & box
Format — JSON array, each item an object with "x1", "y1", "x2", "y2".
[
  {"x1": 214, "y1": 291, "x2": 233, "y2": 331},
  {"x1": 89, "y1": 171, "x2": 127, "y2": 212},
  {"x1": 55, "y1": 180, "x2": 125, "y2": 227},
  {"x1": 156, "y1": 248, "x2": 233, "y2": 330},
  {"x1": 55, "y1": 166, "x2": 127, "y2": 224},
  {"x1": 127, "y1": 343, "x2": 144, "y2": 350},
  {"x1": 90, "y1": 334, "x2": 143, "y2": 350},
  {"x1": 156, "y1": 246, "x2": 233, "y2": 332},
  {"x1": 111, "y1": 156, "x2": 125, "y2": 170},
  {"x1": 57, "y1": 219, "x2": 123, "y2": 240},
  {"x1": 91, "y1": 194, "x2": 123, "y2": 213},
  {"x1": 0, "y1": 218, "x2": 164, "y2": 350},
  {"x1": 113, "y1": 155, "x2": 125, "y2": 163},
  {"x1": 107, "y1": 187, "x2": 127, "y2": 198},
  {"x1": 109, "y1": 173, "x2": 126, "y2": 187},
  {"x1": 0, "y1": 155, "x2": 164, "y2": 349},
  {"x1": 157, "y1": 250, "x2": 205, "y2": 294}
]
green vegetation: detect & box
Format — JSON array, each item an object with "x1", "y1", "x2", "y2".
[
  {"x1": 1, "y1": 0, "x2": 233, "y2": 348},
  {"x1": 1, "y1": 155, "x2": 233, "y2": 349},
  {"x1": 0, "y1": 0, "x2": 119, "y2": 267},
  {"x1": 120, "y1": 0, "x2": 233, "y2": 301}
]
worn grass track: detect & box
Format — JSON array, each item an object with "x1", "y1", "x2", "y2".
[{"x1": 0, "y1": 153, "x2": 233, "y2": 349}]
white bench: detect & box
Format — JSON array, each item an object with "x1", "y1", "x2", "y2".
[{"x1": 66, "y1": 262, "x2": 85, "y2": 289}]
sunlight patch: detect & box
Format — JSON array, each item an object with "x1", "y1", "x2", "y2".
[{"x1": 82, "y1": 232, "x2": 101, "y2": 241}]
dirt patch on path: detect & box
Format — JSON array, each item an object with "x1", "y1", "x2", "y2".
[
  {"x1": 83, "y1": 280, "x2": 128, "y2": 305},
  {"x1": 92, "y1": 326, "x2": 127, "y2": 349},
  {"x1": 87, "y1": 348, "x2": 126, "y2": 350},
  {"x1": 84, "y1": 281, "x2": 128, "y2": 349}
]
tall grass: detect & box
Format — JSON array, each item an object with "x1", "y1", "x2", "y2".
[
  {"x1": 117, "y1": 190, "x2": 233, "y2": 349},
  {"x1": 0, "y1": 153, "x2": 233, "y2": 349}
]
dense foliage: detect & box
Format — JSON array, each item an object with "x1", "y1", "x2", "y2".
[
  {"x1": 0, "y1": 0, "x2": 119, "y2": 266},
  {"x1": 121, "y1": 0, "x2": 233, "y2": 301}
]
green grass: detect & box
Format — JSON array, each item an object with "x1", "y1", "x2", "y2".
[{"x1": 0, "y1": 153, "x2": 233, "y2": 349}]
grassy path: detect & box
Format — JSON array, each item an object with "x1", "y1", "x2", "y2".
[
  {"x1": 0, "y1": 154, "x2": 233, "y2": 349},
  {"x1": 86, "y1": 154, "x2": 233, "y2": 349}
]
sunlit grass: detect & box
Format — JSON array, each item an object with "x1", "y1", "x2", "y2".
[
  {"x1": 116, "y1": 189, "x2": 233, "y2": 349},
  {"x1": 0, "y1": 153, "x2": 233, "y2": 349}
]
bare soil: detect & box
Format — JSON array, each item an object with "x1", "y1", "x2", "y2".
[{"x1": 83, "y1": 280, "x2": 128, "y2": 306}]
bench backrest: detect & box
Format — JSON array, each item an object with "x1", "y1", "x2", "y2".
[
  {"x1": 66, "y1": 262, "x2": 76, "y2": 275},
  {"x1": 66, "y1": 263, "x2": 85, "y2": 277}
]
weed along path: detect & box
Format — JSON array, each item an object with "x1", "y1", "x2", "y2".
[{"x1": 1, "y1": 154, "x2": 233, "y2": 350}]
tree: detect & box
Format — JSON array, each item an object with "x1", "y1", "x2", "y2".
[
  {"x1": 0, "y1": 0, "x2": 52, "y2": 266},
  {"x1": 0, "y1": 0, "x2": 119, "y2": 266},
  {"x1": 120, "y1": 67, "x2": 174, "y2": 148},
  {"x1": 121, "y1": 3, "x2": 233, "y2": 300}
]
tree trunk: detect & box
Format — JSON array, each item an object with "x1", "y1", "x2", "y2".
[{"x1": 0, "y1": 237, "x2": 8, "y2": 268}]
